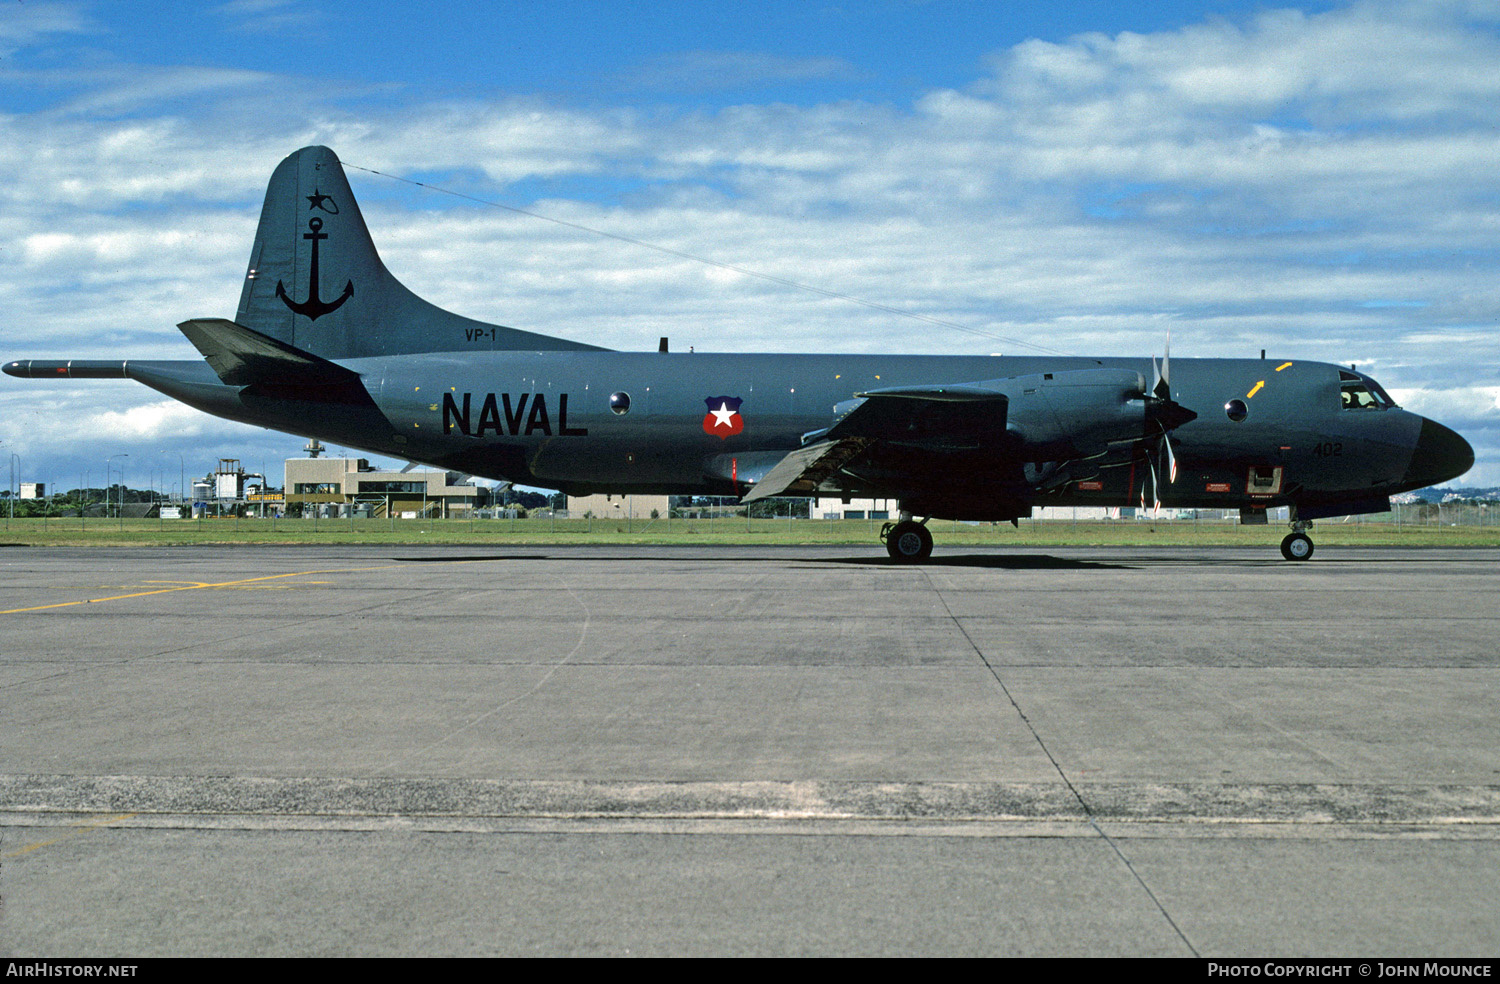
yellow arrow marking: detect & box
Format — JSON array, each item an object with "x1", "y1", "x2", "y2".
[
  {"x1": 1275, "y1": 362, "x2": 1293, "y2": 371},
  {"x1": 1246, "y1": 380, "x2": 1265, "y2": 398}
]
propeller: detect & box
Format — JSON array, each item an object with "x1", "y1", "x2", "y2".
[{"x1": 1140, "y1": 331, "x2": 1195, "y2": 513}]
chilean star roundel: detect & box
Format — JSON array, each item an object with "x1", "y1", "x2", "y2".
[{"x1": 703, "y1": 396, "x2": 744, "y2": 439}]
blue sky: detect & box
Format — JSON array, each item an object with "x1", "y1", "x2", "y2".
[
  {"x1": 2, "y1": 0, "x2": 1497, "y2": 492},
  {"x1": 20, "y1": 2, "x2": 1307, "y2": 108}
]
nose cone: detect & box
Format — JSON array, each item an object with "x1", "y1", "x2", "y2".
[{"x1": 1402, "y1": 418, "x2": 1474, "y2": 489}]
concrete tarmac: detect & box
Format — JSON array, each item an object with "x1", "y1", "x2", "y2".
[{"x1": 1, "y1": 544, "x2": 1497, "y2": 956}]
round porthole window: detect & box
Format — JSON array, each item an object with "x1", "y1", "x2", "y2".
[
  {"x1": 609, "y1": 392, "x2": 631, "y2": 415},
  {"x1": 1225, "y1": 398, "x2": 1248, "y2": 422}
]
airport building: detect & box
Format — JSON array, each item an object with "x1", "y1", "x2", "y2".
[
  {"x1": 565, "y1": 493, "x2": 670, "y2": 520},
  {"x1": 811, "y1": 497, "x2": 896, "y2": 520},
  {"x1": 285, "y1": 456, "x2": 491, "y2": 518}
]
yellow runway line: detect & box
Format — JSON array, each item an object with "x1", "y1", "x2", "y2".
[
  {"x1": 2, "y1": 813, "x2": 138, "y2": 859},
  {"x1": 0, "y1": 566, "x2": 396, "y2": 615}
]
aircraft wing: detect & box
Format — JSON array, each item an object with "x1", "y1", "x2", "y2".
[
  {"x1": 742, "y1": 385, "x2": 1010, "y2": 502},
  {"x1": 741, "y1": 368, "x2": 1185, "y2": 506},
  {"x1": 741, "y1": 436, "x2": 876, "y2": 501},
  {"x1": 822, "y1": 385, "x2": 1009, "y2": 447}
]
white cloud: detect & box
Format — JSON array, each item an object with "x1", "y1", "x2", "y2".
[
  {"x1": 0, "y1": 1, "x2": 95, "y2": 55},
  {"x1": 90, "y1": 398, "x2": 218, "y2": 441},
  {"x1": 214, "y1": 0, "x2": 319, "y2": 35}
]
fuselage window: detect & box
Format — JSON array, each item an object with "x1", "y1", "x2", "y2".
[{"x1": 609, "y1": 392, "x2": 631, "y2": 415}]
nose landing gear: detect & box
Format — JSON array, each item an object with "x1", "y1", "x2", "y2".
[{"x1": 1280, "y1": 519, "x2": 1314, "y2": 561}]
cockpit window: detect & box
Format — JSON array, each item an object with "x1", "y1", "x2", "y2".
[
  {"x1": 1341, "y1": 382, "x2": 1381, "y2": 409},
  {"x1": 1339, "y1": 371, "x2": 1398, "y2": 411},
  {"x1": 1366, "y1": 378, "x2": 1398, "y2": 408}
]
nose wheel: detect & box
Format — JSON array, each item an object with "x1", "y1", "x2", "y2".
[
  {"x1": 1280, "y1": 520, "x2": 1314, "y2": 561},
  {"x1": 881, "y1": 517, "x2": 933, "y2": 563}
]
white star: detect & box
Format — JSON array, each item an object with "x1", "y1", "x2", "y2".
[{"x1": 711, "y1": 402, "x2": 738, "y2": 428}]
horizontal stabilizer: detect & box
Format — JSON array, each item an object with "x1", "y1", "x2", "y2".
[{"x1": 177, "y1": 318, "x2": 364, "y2": 388}]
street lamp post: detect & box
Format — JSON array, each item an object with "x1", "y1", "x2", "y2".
[
  {"x1": 7, "y1": 452, "x2": 17, "y2": 528},
  {"x1": 106, "y1": 454, "x2": 128, "y2": 525},
  {"x1": 4, "y1": 451, "x2": 17, "y2": 530},
  {"x1": 159, "y1": 451, "x2": 184, "y2": 510}
]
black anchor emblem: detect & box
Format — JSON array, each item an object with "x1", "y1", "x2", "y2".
[{"x1": 276, "y1": 216, "x2": 354, "y2": 320}]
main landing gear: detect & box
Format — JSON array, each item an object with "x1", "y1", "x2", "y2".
[
  {"x1": 880, "y1": 513, "x2": 933, "y2": 563},
  {"x1": 1280, "y1": 519, "x2": 1314, "y2": 561},
  {"x1": 877, "y1": 510, "x2": 1320, "y2": 563}
]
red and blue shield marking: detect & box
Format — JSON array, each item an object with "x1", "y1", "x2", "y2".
[{"x1": 703, "y1": 396, "x2": 744, "y2": 439}]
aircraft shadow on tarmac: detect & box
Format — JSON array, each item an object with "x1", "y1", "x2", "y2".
[
  {"x1": 389, "y1": 551, "x2": 1128, "y2": 569},
  {"x1": 810, "y1": 554, "x2": 1132, "y2": 570},
  {"x1": 385, "y1": 548, "x2": 1489, "y2": 569},
  {"x1": 395, "y1": 554, "x2": 553, "y2": 563}
]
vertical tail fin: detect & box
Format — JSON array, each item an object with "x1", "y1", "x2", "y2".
[{"x1": 235, "y1": 146, "x2": 605, "y2": 358}]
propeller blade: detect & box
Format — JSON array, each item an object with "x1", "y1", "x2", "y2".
[{"x1": 1154, "y1": 330, "x2": 1172, "y2": 400}]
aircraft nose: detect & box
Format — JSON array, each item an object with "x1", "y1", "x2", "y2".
[{"x1": 1402, "y1": 417, "x2": 1474, "y2": 488}]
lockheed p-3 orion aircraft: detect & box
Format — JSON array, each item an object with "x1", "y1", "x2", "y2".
[{"x1": 4, "y1": 146, "x2": 1475, "y2": 561}]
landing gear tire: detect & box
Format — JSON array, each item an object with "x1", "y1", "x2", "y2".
[
  {"x1": 1280, "y1": 532, "x2": 1314, "y2": 561},
  {"x1": 883, "y1": 520, "x2": 933, "y2": 564}
]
